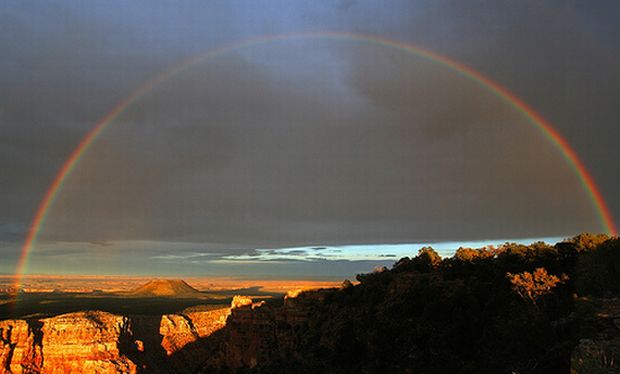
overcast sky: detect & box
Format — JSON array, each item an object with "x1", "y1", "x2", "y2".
[{"x1": 1, "y1": 1, "x2": 619, "y2": 278}]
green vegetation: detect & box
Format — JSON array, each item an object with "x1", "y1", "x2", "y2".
[{"x1": 264, "y1": 234, "x2": 620, "y2": 373}]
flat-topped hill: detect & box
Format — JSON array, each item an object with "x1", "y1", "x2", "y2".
[{"x1": 127, "y1": 279, "x2": 203, "y2": 298}]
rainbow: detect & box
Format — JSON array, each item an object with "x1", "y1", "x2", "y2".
[{"x1": 12, "y1": 31, "x2": 617, "y2": 291}]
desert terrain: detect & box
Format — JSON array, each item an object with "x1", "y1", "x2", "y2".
[{"x1": 0, "y1": 275, "x2": 341, "y2": 320}]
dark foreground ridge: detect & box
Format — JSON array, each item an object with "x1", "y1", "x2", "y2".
[{"x1": 1, "y1": 233, "x2": 619, "y2": 373}]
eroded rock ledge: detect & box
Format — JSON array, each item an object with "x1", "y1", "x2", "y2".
[
  {"x1": 0, "y1": 301, "x2": 234, "y2": 374},
  {"x1": 0, "y1": 291, "x2": 327, "y2": 374},
  {"x1": 1, "y1": 311, "x2": 136, "y2": 374}
]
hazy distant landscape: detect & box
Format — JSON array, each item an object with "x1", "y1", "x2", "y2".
[{"x1": 0, "y1": 276, "x2": 339, "y2": 319}]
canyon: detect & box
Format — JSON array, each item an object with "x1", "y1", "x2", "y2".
[
  {"x1": 6, "y1": 287, "x2": 617, "y2": 374},
  {"x1": 0, "y1": 292, "x2": 324, "y2": 373}
]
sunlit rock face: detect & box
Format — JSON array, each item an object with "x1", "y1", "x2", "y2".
[
  {"x1": 41, "y1": 312, "x2": 135, "y2": 374},
  {"x1": 0, "y1": 312, "x2": 135, "y2": 374},
  {"x1": 0, "y1": 319, "x2": 43, "y2": 373},
  {"x1": 230, "y1": 295, "x2": 253, "y2": 309},
  {"x1": 159, "y1": 314, "x2": 198, "y2": 356},
  {"x1": 0, "y1": 307, "x2": 231, "y2": 373},
  {"x1": 0, "y1": 290, "x2": 336, "y2": 373},
  {"x1": 159, "y1": 308, "x2": 230, "y2": 356}
]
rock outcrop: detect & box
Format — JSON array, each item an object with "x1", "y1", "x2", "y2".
[
  {"x1": 40, "y1": 312, "x2": 136, "y2": 374},
  {"x1": 1, "y1": 311, "x2": 135, "y2": 374},
  {"x1": 0, "y1": 319, "x2": 42, "y2": 373},
  {"x1": 571, "y1": 298, "x2": 620, "y2": 373},
  {"x1": 0, "y1": 292, "x2": 320, "y2": 373},
  {"x1": 203, "y1": 290, "x2": 334, "y2": 370},
  {"x1": 159, "y1": 308, "x2": 230, "y2": 356},
  {"x1": 0, "y1": 306, "x2": 231, "y2": 374}
]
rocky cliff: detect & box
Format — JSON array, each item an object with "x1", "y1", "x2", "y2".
[
  {"x1": 0, "y1": 291, "x2": 325, "y2": 374},
  {"x1": 0, "y1": 319, "x2": 42, "y2": 373},
  {"x1": 0, "y1": 311, "x2": 135, "y2": 374},
  {"x1": 0, "y1": 305, "x2": 231, "y2": 374},
  {"x1": 202, "y1": 289, "x2": 335, "y2": 371},
  {"x1": 159, "y1": 308, "x2": 229, "y2": 356},
  {"x1": 3, "y1": 290, "x2": 620, "y2": 373}
]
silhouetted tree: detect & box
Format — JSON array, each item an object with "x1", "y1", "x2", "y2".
[
  {"x1": 411, "y1": 246, "x2": 442, "y2": 272},
  {"x1": 576, "y1": 237, "x2": 620, "y2": 296},
  {"x1": 226, "y1": 233, "x2": 617, "y2": 374},
  {"x1": 565, "y1": 233, "x2": 610, "y2": 253},
  {"x1": 341, "y1": 279, "x2": 353, "y2": 289}
]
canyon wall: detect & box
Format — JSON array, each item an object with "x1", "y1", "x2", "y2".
[
  {"x1": 0, "y1": 305, "x2": 231, "y2": 374},
  {"x1": 0, "y1": 319, "x2": 42, "y2": 373},
  {"x1": 0, "y1": 292, "x2": 323, "y2": 374},
  {"x1": 200, "y1": 289, "x2": 335, "y2": 371},
  {"x1": 0, "y1": 311, "x2": 135, "y2": 374},
  {"x1": 2, "y1": 291, "x2": 619, "y2": 373}
]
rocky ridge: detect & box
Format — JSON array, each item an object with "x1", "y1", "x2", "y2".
[
  {"x1": 2, "y1": 290, "x2": 620, "y2": 373},
  {"x1": 0, "y1": 311, "x2": 135, "y2": 374},
  {"x1": 0, "y1": 303, "x2": 232, "y2": 373}
]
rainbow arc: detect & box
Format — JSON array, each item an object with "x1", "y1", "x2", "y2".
[{"x1": 13, "y1": 32, "x2": 617, "y2": 291}]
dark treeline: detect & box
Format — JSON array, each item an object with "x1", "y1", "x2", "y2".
[{"x1": 248, "y1": 233, "x2": 619, "y2": 373}]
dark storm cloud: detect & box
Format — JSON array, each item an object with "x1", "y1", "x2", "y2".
[
  {"x1": 0, "y1": 0, "x2": 358, "y2": 245},
  {"x1": 1, "y1": 0, "x2": 619, "y2": 275},
  {"x1": 37, "y1": 40, "x2": 596, "y2": 247}
]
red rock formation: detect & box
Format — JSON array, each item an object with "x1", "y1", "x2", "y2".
[
  {"x1": 185, "y1": 309, "x2": 230, "y2": 341},
  {"x1": 0, "y1": 294, "x2": 320, "y2": 373},
  {"x1": 159, "y1": 314, "x2": 198, "y2": 356},
  {"x1": 0, "y1": 311, "x2": 136, "y2": 374},
  {"x1": 0, "y1": 319, "x2": 42, "y2": 373},
  {"x1": 230, "y1": 295, "x2": 253, "y2": 309},
  {"x1": 0, "y1": 306, "x2": 232, "y2": 373},
  {"x1": 39, "y1": 311, "x2": 136, "y2": 374},
  {"x1": 159, "y1": 308, "x2": 229, "y2": 356}
]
